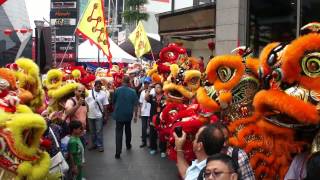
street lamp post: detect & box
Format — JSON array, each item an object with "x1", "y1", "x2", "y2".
[{"x1": 34, "y1": 20, "x2": 45, "y2": 67}]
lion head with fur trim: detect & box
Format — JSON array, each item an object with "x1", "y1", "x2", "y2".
[
  {"x1": 163, "y1": 60, "x2": 201, "y2": 103},
  {"x1": 0, "y1": 109, "x2": 52, "y2": 180},
  {"x1": 44, "y1": 69, "x2": 80, "y2": 113},
  {"x1": 196, "y1": 49, "x2": 260, "y2": 123},
  {"x1": 12, "y1": 58, "x2": 45, "y2": 111}
]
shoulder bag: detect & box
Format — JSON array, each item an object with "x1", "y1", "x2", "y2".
[
  {"x1": 92, "y1": 90, "x2": 105, "y2": 119},
  {"x1": 49, "y1": 127, "x2": 69, "y2": 174}
]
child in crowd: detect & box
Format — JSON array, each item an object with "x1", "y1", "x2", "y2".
[{"x1": 68, "y1": 120, "x2": 85, "y2": 180}]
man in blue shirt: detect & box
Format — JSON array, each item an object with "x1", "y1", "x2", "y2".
[{"x1": 113, "y1": 75, "x2": 139, "y2": 159}]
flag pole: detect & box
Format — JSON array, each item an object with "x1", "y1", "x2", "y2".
[
  {"x1": 98, "y1": 48, "x2": 100, "y2": 67},
  {"x1": 150, "y1": 46, "x2": 156, "y2": 62},
  {"x1": 58, "y1": 40, "x2": 73, "y2": 67}
]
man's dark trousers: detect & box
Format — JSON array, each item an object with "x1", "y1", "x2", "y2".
[
  {"x1": 115, "y1": 120, "x2": 132, "y2": 155},
  {"x1": 141, "y1": 116, "x2": 149, "y2": 144}
]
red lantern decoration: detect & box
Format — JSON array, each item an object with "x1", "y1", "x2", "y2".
[
  {"x1": 0, "y1": 0, "x2": 7, "y2": 6},
  {"x1": 19, "y1": 28, "x2": 28, "y2": 34},
  {"x1": 3, "y1": 29, "x2": 13, "y2": 36},
  {"x1": 208, "y1": 41, "x2": 215, "y2": 50}
]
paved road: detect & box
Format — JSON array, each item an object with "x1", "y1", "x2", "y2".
[{"x1": 83, "y1": 118, "x2": 179, "y2": 180}]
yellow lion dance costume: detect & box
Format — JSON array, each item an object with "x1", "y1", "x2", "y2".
[{"x1": 0, "y1": 65, "x2": 53, "y2": 179}]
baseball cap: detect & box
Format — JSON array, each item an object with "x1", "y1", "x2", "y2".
[{"x1": 144, "y1": 77, "x2": 152, "y2": 84}]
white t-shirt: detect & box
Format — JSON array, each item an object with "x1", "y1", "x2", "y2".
[
  {"x1": 139, "y1": 90, "x2": 151, "y2": 117},
  {"x1": 150, "y1": 88, "x2": 155, "y2": 96},
  {"x1": 86, "y1": 89, "x2": 109, "y2": 119}
]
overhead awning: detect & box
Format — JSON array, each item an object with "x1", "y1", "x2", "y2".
[
  {"x1": 78, "y1": 38, "x2": 137, "y2": 63},
  {"x1": 158, "y1": 3, "x2": 215, "y2": 41}
]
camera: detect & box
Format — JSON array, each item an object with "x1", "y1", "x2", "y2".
[
  {"x1": 174, "y1": 126, "x2": 183, "y2": 137},
  {"x1": 81, "y1": 92, "x2": 86, "y2": 105}
]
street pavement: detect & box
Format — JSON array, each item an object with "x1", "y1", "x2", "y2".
[{"x1": 83, "y1": 118, "x2": 179, "y2": 180}]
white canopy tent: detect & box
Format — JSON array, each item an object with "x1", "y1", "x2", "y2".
[{"x1": 78, "y1": 38, "x2": 137, "y2": 63}]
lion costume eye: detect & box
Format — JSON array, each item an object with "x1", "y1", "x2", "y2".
[
  {"x1": 301, "y1": 52, "x2": 320, "y2": 78},
  {"x1": 217, "y1": 66, "x2": 234, "y2": 82}
]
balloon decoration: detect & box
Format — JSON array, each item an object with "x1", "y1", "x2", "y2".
[{"x1": 2, "y1": 28, "x2": 33, "y2": 36}]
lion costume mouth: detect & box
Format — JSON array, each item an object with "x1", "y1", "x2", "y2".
[
  {"x1": 254, "y1": 89, "x2": 320, "y2": 130},
  {"x1": 168, "y1": 89, "x2": 184, "y2": 100},
  {"x1": 263, "y1": 112, "x2": 318, "y2": 131},
  {"x1": 164, "y1": 83, "x2": 194, "y2": 101},
  {"x1": 1, "y1": 113, "x2": 46, "y2": 160},
  {"x1": 0, "y1": 111, "x2": 50, "y2": 179}
]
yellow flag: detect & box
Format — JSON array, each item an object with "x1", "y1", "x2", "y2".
[
  {"x1": 76, "y1": 0, "x2": 112, "y2": 62},
  {"x1": 129, "y1": 21, "x2": 151, "y2": 57}
]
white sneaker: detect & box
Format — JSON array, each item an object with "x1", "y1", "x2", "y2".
[
  {"x1": 160, "y1": 152, "x2": 166, "y2": 158},
  {"x1": 150, "y1": 150, "x2": 157, "y2": 155}
]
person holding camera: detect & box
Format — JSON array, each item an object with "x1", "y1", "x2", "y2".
[
  {"x1": 86, "y1": 80, "x2": 109, "y2": 152},
  {"x1": 64, "y1": 84, "x2": 88, "y2": 131},
  {"x1": 174, "y1": 124, "x2": 225, "y2": 180}
]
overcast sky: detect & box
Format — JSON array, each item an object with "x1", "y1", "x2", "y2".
[
  {"x1": 25, "y1": 0, "x2": 50, "y2": 29},
  {"x1": 24, "y1": 0, "x2": 192, "y2": 32}
]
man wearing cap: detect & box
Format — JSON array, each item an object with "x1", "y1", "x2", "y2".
[
  {"x1": 139, "y1": 77, "x2": 153, "y2": 148},
  {"x1": 86, "y1": 80, "x2": 109, "y2": 152}
]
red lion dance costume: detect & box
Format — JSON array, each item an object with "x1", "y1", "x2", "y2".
[{"x1": 154, "y1": 45, "x2": 217, "y2": 163}]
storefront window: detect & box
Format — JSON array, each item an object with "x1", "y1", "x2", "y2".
[
  {"x1": 248, "y1": 0, "x2": 297, "y2": 56},
  {"x1": 301, "y1": 0, "x2": 320, "y2": 30},
  {"x1": 194, "y1": 0, "x2": 215, "y2": 6}
]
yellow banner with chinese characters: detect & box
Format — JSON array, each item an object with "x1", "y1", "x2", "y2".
[
  {"x1": 76, "y1": 0, "x2": 112, "y2": 62},
  {"x1": 129, "y1": 21, "x2": 151, "y2": 58}
]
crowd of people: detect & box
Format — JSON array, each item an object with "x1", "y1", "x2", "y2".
[
  {"x1": 48, "y1": 65, "x2": 254, "y2": 180},
  {"x1": 41, "y1": 59, "x2": 319, "y2": 180},
  {"x1": 2, "y1": 24, "x2": 320, "y2": 180}
]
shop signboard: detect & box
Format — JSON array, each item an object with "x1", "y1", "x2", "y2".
[
  {"x1": 56, "y1": 42, "x2": 76, "y2": 52},
  {"x1": 50, "y1": 0, "x2": 79, "y2": 62},
  {"x1": 50, "y1": 10, "x2": 77, "y2": 18},
  {"x1": 55, "y1": 52, "x2": 76, "y2": 60},
  {"x1": 51, "y1": 1, "x2": 77, "y2": 9},
  {"x1": 54, "y1": 26, "x2": 76, "y2": 35},
  {"x1": 54, "y1": 36, "x2": 75, "y2": 43},
  {"x1": 51, "y1": 18, "x2": 77, "y2": 26},
  {"x1": 118, "y1": 30, "x2": 126, "y2": 45}
]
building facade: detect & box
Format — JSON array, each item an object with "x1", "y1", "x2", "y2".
[
  {"x1": 157, "y1": 0, "x2": 320, "y2": 63},
  {"x1": 50, "y1": 0, "x2": 79, "y2": 65},
  {"x1": 0, "y1": 0, "x2": 32, "y2": 66}
]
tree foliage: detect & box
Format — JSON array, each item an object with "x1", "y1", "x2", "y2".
[
  {"x1": 123, "y1": 0, "x2": 149, "y2": 25},
  {"x1": 125, "y1": 0, "x2": 148, "y2": 7}
]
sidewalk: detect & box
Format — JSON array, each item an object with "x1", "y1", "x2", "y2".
[{"x1": 83, "y1": 118, "x2": 179, "y2": 180}]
